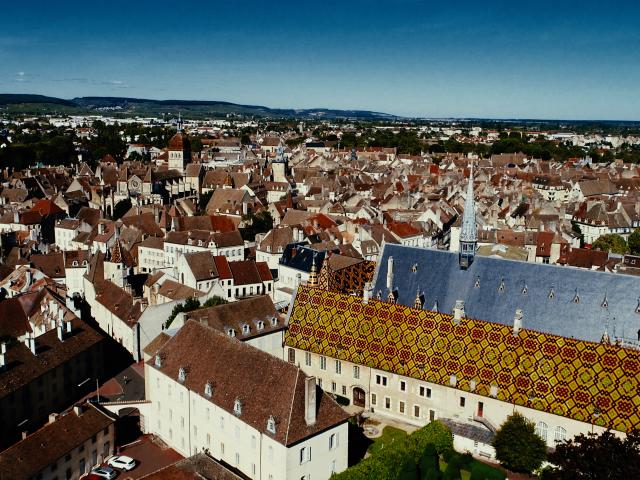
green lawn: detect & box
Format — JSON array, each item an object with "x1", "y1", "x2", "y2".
[{"x1": 367, "y1": 426, "x2": 408, "y2": 456}]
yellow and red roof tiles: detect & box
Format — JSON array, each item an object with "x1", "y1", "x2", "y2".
[{"x1": 285, "y1": 285, "x2": 640, "y2": 432}]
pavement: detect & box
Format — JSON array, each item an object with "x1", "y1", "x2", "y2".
[{"x1": 112, "y1": 434, "x2": 183, "y2": 479}]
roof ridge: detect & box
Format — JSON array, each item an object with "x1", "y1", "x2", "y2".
[{"x1": 284, "y1": 368, "x2": 300, "y2": 445}]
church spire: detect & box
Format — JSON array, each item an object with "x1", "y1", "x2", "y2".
[{"x1": 459, "y1": 163, "x2": 477, "y2": 269}]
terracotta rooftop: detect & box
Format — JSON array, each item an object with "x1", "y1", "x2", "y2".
[
  {"x1": 0, "y1": 403, "x2": 115, "y2": 479},
  {"x1": 150, "y1": 320, "x2": 349, "y2": 446}
]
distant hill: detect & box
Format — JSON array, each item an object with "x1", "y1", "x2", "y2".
[
  {"x1": 0, "y1": 94, "x2": 77, "y2": 107},
  {"x1": 0, "y1": 94, "x2": 394, "y2": 119},
  {"x1": 71, "y1": 96, "x2": 395, "y2": 119}
]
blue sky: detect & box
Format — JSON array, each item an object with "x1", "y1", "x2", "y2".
[{"x1": 1, "y1": 0, "x2": 639, "y2": 119}]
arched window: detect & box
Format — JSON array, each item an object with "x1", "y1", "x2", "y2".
[
  {"x1": 535, "y1": 421, "x2": 548, "y2": 442},
  {"x1": 554, "y1": 426, "x2": 566, "y2": 442}
]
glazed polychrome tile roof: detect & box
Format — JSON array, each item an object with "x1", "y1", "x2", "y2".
[{"x1": 285, "y1": 285, "x2": 640, "y2": 432}]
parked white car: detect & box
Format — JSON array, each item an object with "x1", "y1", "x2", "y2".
[
  {"x1": 90, "y1": 466, "x2": 117, "y2": 479},
  {"x1": 107, "y1": 455, "x2": 136, "y2": 471}
]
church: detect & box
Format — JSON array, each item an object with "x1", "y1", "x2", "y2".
[{"x1": 285, "y1": 168, "x2": 640, "y2": 458}]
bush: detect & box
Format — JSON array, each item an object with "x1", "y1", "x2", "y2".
[
  {"x1": 469, "y1": 463, "x2": 505, "y2": 480},
  {"x1": 442, "y1": 455, "x2": 462, "y2": 480},
  {"x1": 420, "y1": 444, "x2": 441, "y2": 480}
]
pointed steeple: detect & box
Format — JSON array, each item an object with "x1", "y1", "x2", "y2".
[
  {"x1": 308, "y1": 254, "x2": 319, "y2": 287},
  {"x1": 177, "y1": 112, "x2": 183, "y2": 132},
  {"x1": 459, "y1": 163, "x2": 477, "y2": 269}
]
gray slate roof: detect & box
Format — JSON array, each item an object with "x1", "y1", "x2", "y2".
[{"x1": 373, "y1": 243, "x2": 640, "y2": 344}]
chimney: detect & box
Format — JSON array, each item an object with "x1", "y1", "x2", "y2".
[
  {"x1": 295, "y1": 273, "x2": 302, "y2": 288},
  {"x1": 25, "y1": 270, "x2": 32, "y2": 287},
  {"x1": 513, "y1": 309, "x2": 523, "y2": 336},
  {"x1": 453, "y1": 300, "x2": 465, "y2": 324},
  {"x1": 73, "y1": 404, "x2": 83, "y2": 416},
  {"x1": 98, "y1": 222, "x2": 105, "y2": 235},
  {"x1": 57, "y1": 323, "x2": 64, "y2": 342},
  {"x1": 363, "y1": 282, "x2": 372, "y2": 304},
  {"x1": 49, "y1": 413, "x2": 59, "y2": 424},
  {"x1": 304, "y1": 376, "x2": 317, "y2": 426},
  {"x1": 28, "y1": 336, "x2": 36, "y2": 356},
  {"x1": 65, "y1": 320, "x2": 72, "y2": 334},
  {"x1": 386, "y1": 256, "x2": 394, "y2": 290},
  {"x1": 57, "y1": 308, "x2": 64, "y2": 323},
  {"x1": 0, "y1": 343, "x2": 6, "y2": 369},
  {"x1": 13, "y1": 211, "x2": 19, "y2": 223}
]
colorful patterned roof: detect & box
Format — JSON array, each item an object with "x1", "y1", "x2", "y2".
[{"x1": 285, "y1": 286, "x2": 640, "y2": 432}]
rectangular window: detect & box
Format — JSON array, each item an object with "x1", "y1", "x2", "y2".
[
  {"x1": 385, "y1": 397, "x2": 391, "y2": 409},
  {"x1": 331, "y1": 381, "x2": 337, "y2": 392},
  {"x1": 305, "y1": 352, "x2": 311, "y2": 366},
  {"x1": 329, "y1": 433, "x2": 338, "y2": 450},
  {"x1": 399, "y1": 401, "x2": 405, "y2": 414},
  {"x1": 419, "y1": 386, "x2": 432, "y2": 398},
  {"x1": 353, "y1": 366, "x2": 360, "y2": 379},
  {"x1": 371, "y1": 393, "x2": 377, "y2": 405},
  {"x1": 342, "y1": 385, "x2": 347, "y2": 396},
  {"x1": 414, "y1": 405, "x2": 421, "y2": 418},
  {"x1": 460, "y1": 397, "x2": 466, "y2": 407},
  {"x1": 299, "y1": 446, "x2": 311, "y2": 464},
  {"x1": 335, "y1": 360, "x2": 342, "y2": 374},
  {"x1": 375, "y1": 374, "x2": 388, "y2": 386},
  {"x1": 320, "y1": 356, "x2": 327, "y2": 370},
  {"x1": 288, "y1": 348, "x2": 296, "y2": 363},
  {"x1": 318, "y1": 378, "x2": 323, "y2": 388},
  {"x1": 399, "y1": 380, "x2": 406, "y2": 392}
]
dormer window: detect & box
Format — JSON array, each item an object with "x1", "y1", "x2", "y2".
[
  {"x1": 242, "y1": 324, "x2": 250, "y2": 335},
  {"x1": 234, "y1": 398, "x2": 242, "y2": 416},
  {"x1": 178, "y1": 367, "x2": 187, "y2": 383},
  {"x1": 204, "y1": 381, "x2": 213, "y2": 398},
  {"x1": 522, "y1": 285, "x2": 528, "y2": 295},
  {"x1": 548, "y1": 288, "x2": 555, "y2": 300},
  {"x1": 410, "y1": 263, "x2": 418, "y2": 273},
  {"x1": 572, "y1": 291, "x2": 580, "y2": 304},
  {"x1": 635, "y1": 299, "x2": 640, "y2": 314},
  {"x1": 497, "y1": 278, "x2": 505, "y2": 292},
  {"x1": 270, "y1": 317, "x2": 278, "y2": 327},
  {"x1": 601, "y1": 295, "x2": 608, "y2": 309},
  {"x1": 82, "y1": 260, "x2": 88, "y2": 266},
  {"x1": 474, "y1": 277, "x2": 480, "y2": 288},
  {"x1": 228, "y1": 328, "x2": 236, "y2": 337},
  {"x1": 267, "y1": 415, "x2": 276, "y2": 434},
  {"x1": 155, "y1": 354, "x2": 162, "y2": 368},
  {"x1": 257, "y1": 321, "x2": 265, "y2": 331},
  {"x1": 72, "y1": 260, "x2": 78, "y2": 266}
]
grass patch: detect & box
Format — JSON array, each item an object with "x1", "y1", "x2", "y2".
[{"x1": 367, "y1": 426, "x2": 408, "y2": 456}]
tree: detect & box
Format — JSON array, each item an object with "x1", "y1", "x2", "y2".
[
  {"x1": 442, "y1": 456, "x2": 461, "y2": 480},
  {"x1": 202, "y1": 296, "x2": 228, "y2": 308},
  {"x1": 165, "y1": 297, "x2": 201, "y2": 328},
  {"x1": 112, "y1": 198, "x2": 132, "y2": 220},
  {"x1": 492, "y1": 413, "x2": 546, "y2": 473},
  {"x1": 628, "y1": 228, "x2": 640, "y2": 255},
  {"x1": 419, "y1": 444, "x2": 441, "y2": 480},
  {"x1": 591, "y1": 233, "x2": 628, "y2": 254},
  {"x1": 543, "y1": 430, "x2": 640, "y2": 480}
]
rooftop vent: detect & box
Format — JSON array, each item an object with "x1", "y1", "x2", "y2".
[
  {"x1": 178, "y1": 367, "x2": 187, "y2": 383},
  {"x1": 204, "y1": 381, "x2": 213, "y2": 398},
  {"x1": 267, "y1": 415, "x2": 277, "y2": 434}
]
